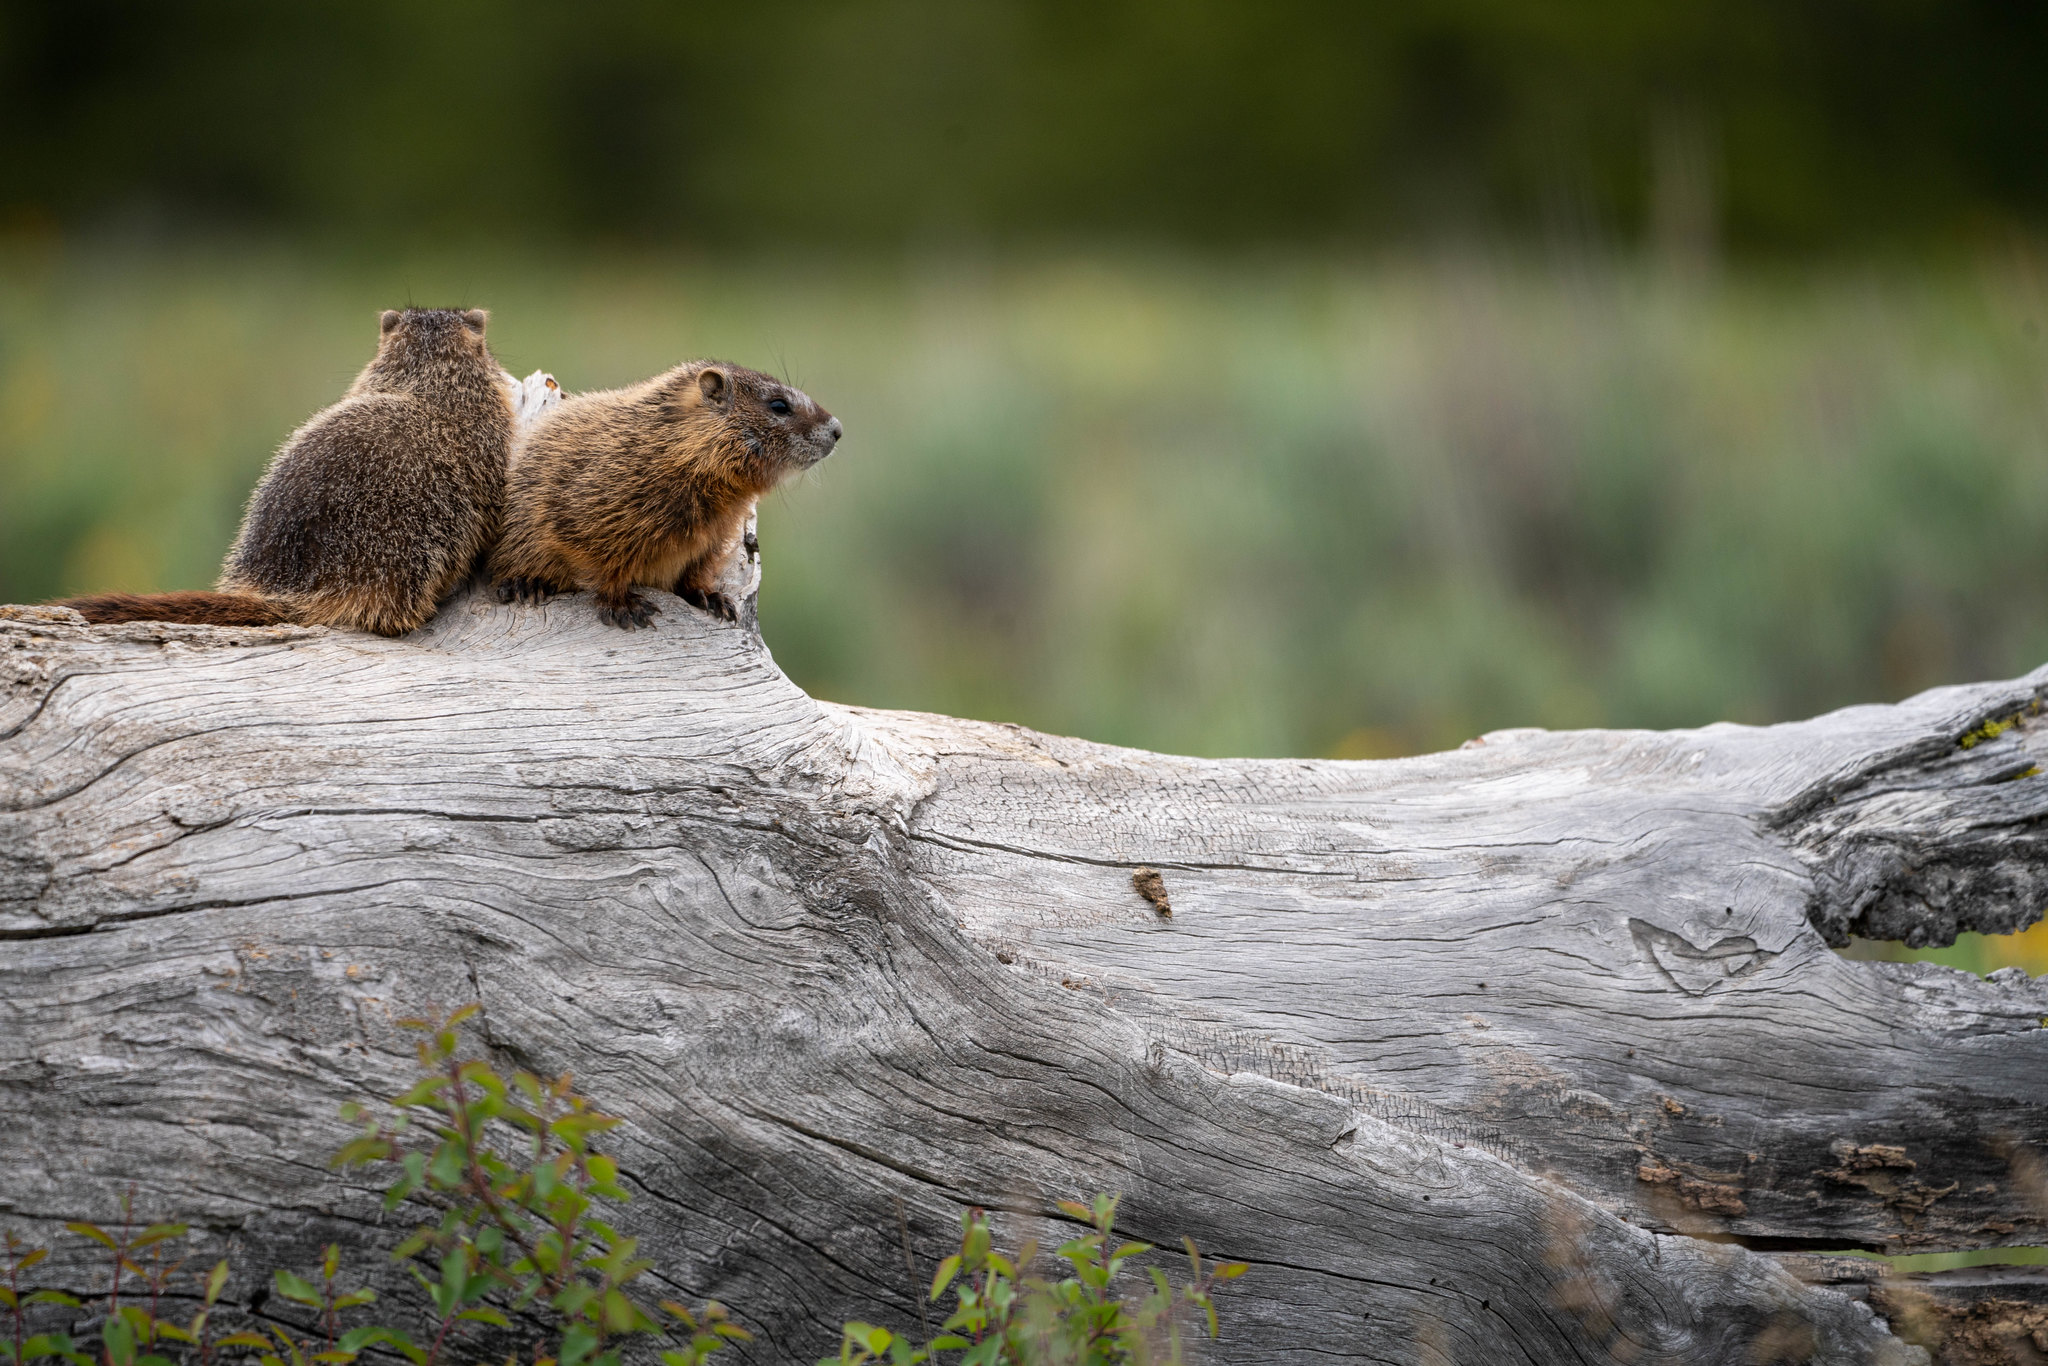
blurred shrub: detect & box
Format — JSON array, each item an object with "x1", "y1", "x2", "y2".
[{"x1": 9, "y1": 246, "x2": 2048, "y2": 762}]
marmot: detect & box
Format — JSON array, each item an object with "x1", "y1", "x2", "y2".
[
  {"x1": 488, "y1": 360, "x2": 841, "y2": 628},
  {"x1": 59, "y1": 308, "x2": 514, "y2": 636}
]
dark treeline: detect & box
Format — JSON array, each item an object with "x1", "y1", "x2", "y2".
[{"x1": 3, "y1": 0, "x2": 2045, "y2": 253}]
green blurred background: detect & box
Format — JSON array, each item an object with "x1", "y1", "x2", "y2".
[{"x1": 5, "y1": 2, "x2": 2048, "y2": 976}]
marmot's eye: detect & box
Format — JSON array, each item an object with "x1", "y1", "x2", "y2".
[{"x1": 768, "y1": 397, "x2": 791, "y2": 416}]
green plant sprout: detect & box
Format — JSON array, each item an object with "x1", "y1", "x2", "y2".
[{"x1": 823, "y1": 1195, "x2": 1247, "y2": 1366}]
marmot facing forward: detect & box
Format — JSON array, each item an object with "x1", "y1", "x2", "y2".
[
  {"x1": 61, "y1": 308, "x2": 513, "y2": 636},
  {"x1": 489, "y1": 361, "x2": 841, "y2": 628}
]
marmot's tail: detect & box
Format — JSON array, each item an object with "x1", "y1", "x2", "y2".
[{"x1": 55, "y1": 591, "x2": 295, "y2": 627}]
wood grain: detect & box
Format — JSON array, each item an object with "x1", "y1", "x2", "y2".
[{"x1": 4, "y1": 566, "x2": 2043, "y2": 1363}]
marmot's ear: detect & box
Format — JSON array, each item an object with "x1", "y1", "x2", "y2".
[
  {"x1": 461, "y1": 309, "x2": 488, "y2": 333},
  {"x1": 698, "y1": 367, "x2": 730, "y2": 407},
  {"x1": 380, "y1": 309, "x2": 403, "y2": 335}
]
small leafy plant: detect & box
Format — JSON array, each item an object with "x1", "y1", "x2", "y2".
[
  {"x1": 0, "y1": 1009, "x2": 744, "y2": 1366},
  {"x1": 330, "y1": 1005, "x2": 748, "y2": 1366},
  {"x1": 4, "y1": 1230, "x2": 86, "y2": 1366},
  {"x1": 1, "y1": 1009, "x2": 1242, "y2": 1366},
  {"x1": 823, "y1": 1195, "x2": 1246, "y2": 1366}
]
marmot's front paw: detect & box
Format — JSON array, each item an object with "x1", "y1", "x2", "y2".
[
  {"x1": 680, "y1": 587, "x2": 738, "y2": 622},
  {"x1": 598, "y1": 591, "x2": 660, "y2": 630},
  {"x1": 496, "y1": 576, "x2": 562, "y2": 605}
]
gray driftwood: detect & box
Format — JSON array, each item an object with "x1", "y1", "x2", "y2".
[{"x1": 4, "y1": 551, "x2": 2046, "y2": 1365}]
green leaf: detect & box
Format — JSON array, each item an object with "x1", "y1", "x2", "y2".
[
  {"x1": 333, "y1": 1289, "x2": 377, "y2": 1310},
  {"x1": 130, "y1": 1225, "x2": 187, "y2": 1251},
  {"x1": 552, "y1": 1284, "x2": 596, "y2": 1322},
  {"x1": 24, "y1": 1292, "x2": 80, "y2": 1308},
  {"x1": 214, "y1": 1334, "x2": 276, "y2": 1349},
  {"x1": 102, "y1": 1314, "x2": 136, "y2": 1366},
  {"x1": 558, "y1": 1324, "x2": 600, "y2": 1366},
  {"x1": 331, "y1": 1136, "x2": 394, "y2": 1170},
  {"x1": 335, "y1": 1329, "x2": 396, "y2": 1355},
  {"x1": 455, "y1": 1060, "x2": 500, "y2": 1091},
  {"x1": 444, "y1": 1247, "x2": 472, "y2": 1299},
  {"x1": 427, "y1": 1142, "x2": 466, "y2": 1189},
  {"x1": 63, "y1": 1223, "x2": 114, "y2": 1250},
  {"x1": 17, "y1": 1250, "x2": 47, "y2": 1272},
  {"x1": 844, "y1": 1324, "x2": 890, "y2": 1355},
  {"x1": 928, "y1": 1254, "x2": 961, "y2": 1301},
  {"x1": 206, "y1": 1260, "x2": 231, "y2": 1305},
  {"x1": 455, "y1": 1309, "x2": 509, "y2": 1329},
  {"x1": 273, "y1": 1271, "x2": 322, "y2": 1307},
  {"x1": 343, "y1": 1331, "x2": 423, "y2": 1366},
  {"x1": 21, "y1": 1335, "x2": 76, "y2": 1363}
]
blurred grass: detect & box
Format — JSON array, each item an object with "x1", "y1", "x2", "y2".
[
  {"x1": 8, "y1": 245, "x2": 2048, "y2": 750},
  {"x1": 7, "y1": 241, "x2": 2047, "y2": 972},
  {"x1": 15, "y1": 244, "x2": 2048, "y2": 753}
]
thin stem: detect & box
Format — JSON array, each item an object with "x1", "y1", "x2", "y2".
[
  {"x1": 424, "y1": 1306, "x2": 458, "y2": 1366},
  {"x1": 109, "y1": 1187, "x2": 136, "y2": 1319},
  {"x1": 144, "y1": 1248, "x2": 164, "y2": 1349},
  {"x1": 11, "y1": 1247, "x2": 26, "y2": 1366},
  {"x1": 442, "y1": 1063, "x2": 544, "y2": 1293},
  {"x1": 320, "y1": 1275, "x2": 335, "y2": 1354}
]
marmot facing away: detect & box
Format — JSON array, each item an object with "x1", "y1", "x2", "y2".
[
  {"x1": 489, "y1": 361, "x2": 841, "y2": 628},
  {"x1": 60, "y1": 308, "x2": 514, "y2": 636}
]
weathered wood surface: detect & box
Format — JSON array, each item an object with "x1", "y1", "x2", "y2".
[{"x1": 4, "y1": 566, "x2": 2046, "y2": 1364}]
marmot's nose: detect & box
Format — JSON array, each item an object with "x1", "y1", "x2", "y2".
[{"x1": 825, "y1": 417, "x2": 843, "y2": 444}]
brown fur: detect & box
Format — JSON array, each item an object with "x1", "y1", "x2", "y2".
[
  {"x1": 54, "y1": 308, "x2": 514, "y2": 636},
  {"x1": 61, "y1": 590, "x2": 293, "y2": 627},
  {"x1": 488, "y1": 360, "x2": 841, "y2": 629}
]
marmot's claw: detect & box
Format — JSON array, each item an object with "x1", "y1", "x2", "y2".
[
  {"x1": 599, "y1": 592, "x2": 659, "y2": 630},
  {"x1": 681, "y1": 588, "x2": 738, "y2": 622},
  {"x1": 498, "y1": 577, "x2": 562, "y2": 606}
]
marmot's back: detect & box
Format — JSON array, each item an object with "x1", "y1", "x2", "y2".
[
  {"x1": 58, "y1": 307, "x2": 519, "y2": 637},
  {"x1": 220, "y1": 308, "x2": 514, "y2": 635}
]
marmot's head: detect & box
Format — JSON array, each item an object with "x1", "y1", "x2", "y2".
[
  {"x1": 674, "y1": 361, "x2": 842, "y2": 483},
  {"x1": 369, "y1": 308, "x2": 498, "y2": 383}
]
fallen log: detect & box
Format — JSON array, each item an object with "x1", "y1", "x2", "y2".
[{"x1": 3, "y1": 549, "x2": 2044, "y2": 1364}]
